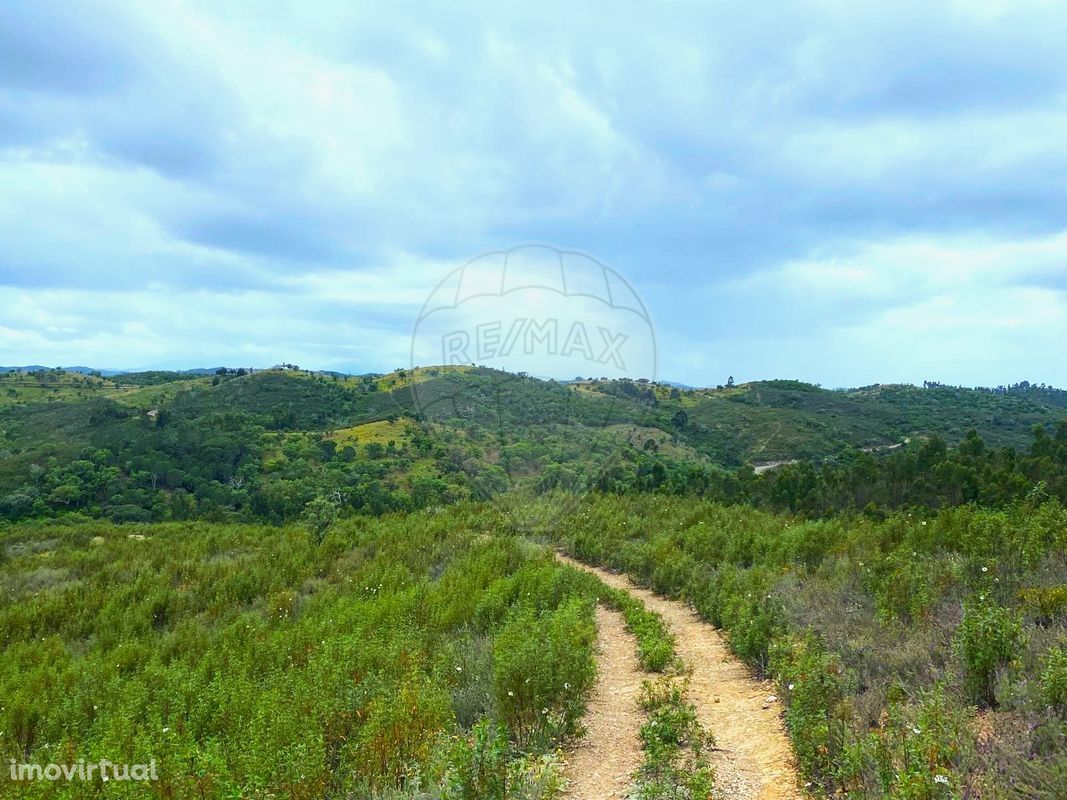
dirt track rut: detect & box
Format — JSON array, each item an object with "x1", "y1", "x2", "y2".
[
  {"x1": 562, "y1": 605, "x2": 644, "y2": 799},
  {"x1": 559, "y1": 554, "x2": 802, "y2": 800}
]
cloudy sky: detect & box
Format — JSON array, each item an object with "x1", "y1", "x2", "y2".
[{"x1": 1, "y1": 0, "x2": 1065, "y2": 386}]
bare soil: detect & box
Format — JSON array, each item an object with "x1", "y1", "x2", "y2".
[
  {"x1": 562, "y1": 604, "x2": 644, "y2": 799},
  {"x1": 559, "y1": 555, "x2": 802, "y2": 800}
]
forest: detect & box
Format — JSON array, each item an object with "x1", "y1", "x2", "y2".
[{"x1": 1, "y1": 367, "x2": 1064, "y2": 526}]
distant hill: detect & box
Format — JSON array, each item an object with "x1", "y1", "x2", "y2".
[
  {"x1": 0, "y1": 365, "x2": 1063, "y2": 523},
  {"x1": 0, "y1": 365, "x2": 126, "y2": 376}
]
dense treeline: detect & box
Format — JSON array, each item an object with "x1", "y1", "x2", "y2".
[
  {"x1": 591, "y1": 377, "x2": 1067, "y2": 464},
  {"x1": 545, "y1": 495, "x2": 1067, "y2": 797},
  {"x1": 924, "y1": 380, "x2": 1067, "y2": 408},
  {"x1": 573, "y1": 423, "x2": 1067, "y2": 519},
  {"x1": 750, "y1": 424, "x2": 1067, "y2": 515},
  {"x1": 2, "y1": 409, "x2": 1064, "y2": 528}
]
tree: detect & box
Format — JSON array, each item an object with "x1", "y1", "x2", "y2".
[
  {"x1": 727, "y1": 376, "x2": 735, "y2": 387},
  {"x1": 303, "y1": 495, "x2": 339, "y2": 544}
]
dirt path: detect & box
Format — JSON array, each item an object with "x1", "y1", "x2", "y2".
[
  {"x1": 752, "y1": 459, "x2": 799, "y2": 475},
  {"x1": 563, "y1": 604, "x2": 644, "y2": 799},
  {"x1": 559, "y1": 555, "x2": 802, "y2": 800}
]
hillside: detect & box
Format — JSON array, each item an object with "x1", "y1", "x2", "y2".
[
  {"x1": 0, "y1": 366, "x2": 1064, "y2": 524},
  {"x1": 1, "y1": 368, "x2": 1066, "y2": 797},
  {"x1": 590, "y1": 377, "x2": 1067, "y2": 465}
]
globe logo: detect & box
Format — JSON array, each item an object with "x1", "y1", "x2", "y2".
[
  {"x1": 411, "y1": 244, "x2": 655, "y2": 390},
  {"x1": 408, "y1": 244, "x2": 658, "y2": 532}
]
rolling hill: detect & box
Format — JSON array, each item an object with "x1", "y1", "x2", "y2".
[{"x1": 0, "y1": 366, "x2": 1063, "y2": 524}]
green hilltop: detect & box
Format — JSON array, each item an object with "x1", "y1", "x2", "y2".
[{"x1": 0, "y1": 365, "x2": 1064, "y2": 523}]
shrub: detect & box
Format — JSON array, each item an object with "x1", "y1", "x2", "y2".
[
  {"x1": 772, "y1": 634, "x2": 848, "y2": 790},
  {"x1": 447, "y1": 635, "x2": 495, "y2": 730},
  {"x1": 707, "y1": 565, "x2": 786, "y2": 673},
  {"x1": 869, "y1": 553, "x2": 949, "y2": 623},
  {"x1": 600, "y1": 586, "x2": 675, "y2": 672},
  {"x1": 878, "y1": 685, "x2": 969, "y2": 798},
  {"x1": 446, "y1": 719, "x2": 510, "y2": 800},
  {"x1": 1019, "y1": 586, "x2": 1067, "y2": 626},
  {"x1": 1041, "y1": 647, "x2": 1067, "y2": 718},
  {"x1": 633, "y1": 676, "x2": 715, "y2": 800},
  {"x1": 954, "y1": 601, "x2": 1024, "y2": 708},
  {"x1": 492, "y1": 598, "x2": 596, "y2": 748},
  {"x1": 350, "y1": 671, "x2": 453, "y2": 789}
]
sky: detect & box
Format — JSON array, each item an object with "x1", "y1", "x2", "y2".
[{"x1": 1, "y1": 0, "x2": 1065, "y2": 387}]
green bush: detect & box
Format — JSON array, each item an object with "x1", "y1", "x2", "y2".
[
  {"x1": 1019, "y1": 586, "x2": 1067, "y2": 626},
  {"x1": 600, "y1": 586, "x2": 675, "y2": 672},
  {"x1": 772, "y1": 634, "x2": 847, "y2": 790},
  {"x1": 1041, "y1": 647, "x2": 1067, "y2": 718},
  {"x1": 492, "y1": 598, "x2": 596, "y2": 748},
  {"x1": 954, "y1": 601, "x2": 1024, "y2": 708},
  {"x1": 869, "y1": 552, "x2": 953, "y2": 623},
  {"x1": 843, "y1": 685, "x2": 969, "y2": 799},
  {"x1": 633, "y1": 676, "x2": 715, "y2": 800},
  {"x1": 351, "y1": 671, "x2": 453, "y2": 790},
  {"x1": 704, "y1": 565, "x2": 786, "y2": 673},
  {"x1": 446, "y1": 719, "x2": 510, "y2": 800}
]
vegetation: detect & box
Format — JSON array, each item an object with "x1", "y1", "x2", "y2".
[
  {"x1": 545, "y1": 495, "x2": 1067, "y2": 796},
  {"x1": 0, "y1": 367, "x2": 1064, "y2": 527},
  {"x1": 634, "y1": 677, "x2": 715, "y2": 800},
  {"x1": 2, "y1": 364, "x2": 1066, "y2": 797},
  {"x1": 0, "y1": 506, "x2": 608, "y2": 798},
  {"x1": 0, "y1": 502, "x2": 722, "y2": 798}
]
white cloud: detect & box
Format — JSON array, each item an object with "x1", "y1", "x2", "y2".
[{"x1": 1, "y1": 0, "x2": 1066, "y2": 383}]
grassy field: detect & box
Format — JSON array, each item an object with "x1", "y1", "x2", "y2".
[
  {"x1": 0, "y1": 371, "x2": 125, "y2": 408},
  {"x1": 2, "y1": 486, "x2": 1066, "y2": 796},
  {"x1": 327, "y1": 418, "x2": 414, "y2": 448}
]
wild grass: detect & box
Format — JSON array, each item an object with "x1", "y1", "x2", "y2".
[
  {"x1": 0, "y1": 506, "x2": 601, "y2": 799},
  {"x1": 548, "y1": 495, "x2": 1067, "y2": 797}
]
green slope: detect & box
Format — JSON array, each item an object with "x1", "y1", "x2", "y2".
[{"x1": 0, "y1": 366, "x2": 1063, "y2": 523}]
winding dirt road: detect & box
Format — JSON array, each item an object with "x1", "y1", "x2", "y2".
[{"x1": 559, "y1": 554, "x2": 802, "y2": 800}]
